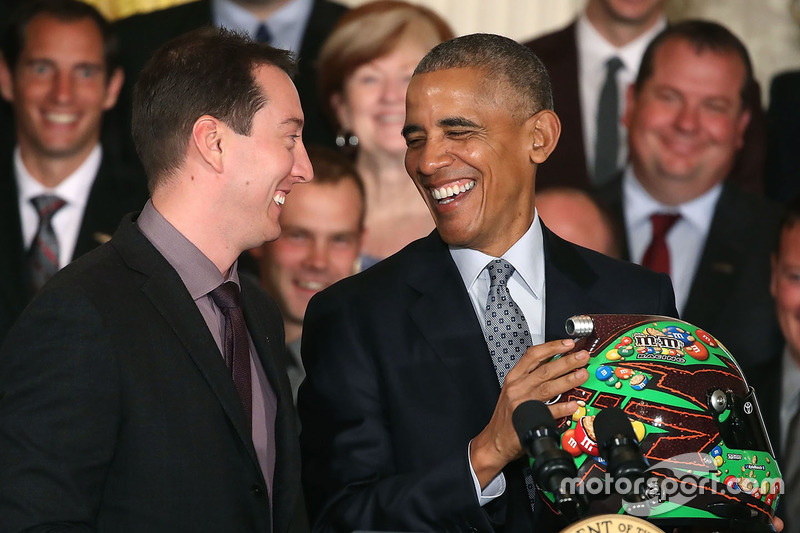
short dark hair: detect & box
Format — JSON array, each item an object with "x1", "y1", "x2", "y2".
[
  {"x1": 776, "y1": 194, "x2": 800, "y2": 256},
  {"x1": 635, "y1": 20, "x2": 756, "y2": 108},
  {"x1": 131, "y1": 27, "x2": 297, "y2": 191},
  {"x1": 1, "y1": 0, "x2": 119, "y2": 75},
  {"x1": 306, "y1": 145, "x2": 366, "y2": 229},
  {"x1": 414, "y1": 33, "x2": 553, "y2": 122}
]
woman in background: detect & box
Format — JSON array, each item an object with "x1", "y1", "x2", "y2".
[{"x1": 317, "y1": 0, "x2": 454, "y2": 265}]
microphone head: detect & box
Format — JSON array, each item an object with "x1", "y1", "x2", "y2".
[
  {"x1": 512, "y1": 400, "x2": 557, "y2": 446},
  {"x1": 594, "y1": 407, "x2": 637, "y2": 449}
]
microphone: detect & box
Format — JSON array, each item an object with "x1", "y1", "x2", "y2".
[
  {"x1": 594, "y1": 407, "x2": 648, "y2": 498},
  {"x1": 512, "y1": 400, "x2": 587, "y2": 522}
]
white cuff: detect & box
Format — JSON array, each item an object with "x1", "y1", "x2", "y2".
[{"x1": 467, "y1": 440, "x2": 506, "y2": 506}]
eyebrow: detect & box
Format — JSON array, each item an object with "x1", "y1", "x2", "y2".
[
  {"x1": 401, "y1": 116, "x2": 481, "y2": 139},
  {"x1": 281, "y1": 117, "x2": 304, "y2": 128}
]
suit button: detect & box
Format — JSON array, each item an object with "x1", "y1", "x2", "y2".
[{"x1": 250, "y1": 484, "x2": 264, "y2": 497}]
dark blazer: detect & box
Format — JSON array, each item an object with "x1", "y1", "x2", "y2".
[
  {"x1": 766, "y1": 70, "x2": 800, "y2": 203},
  {"x1": 523, "y1": 22, "x2": 767, "y2": 194},
  {"x1": 594, "y1": 176, "x2": 783, "y2": 368},
  {"x1": 0, "y1": 214, "x2": 305, "y2": 532},
  {"x1": 111, "y1": 0, "x2": 347, "y2": 163},
  {"x1": 298, "y1": 225, "x2": 678, "y2": 532},
  {"x1": 0, "y1": 146, "x2": 148, "y2": 342}
]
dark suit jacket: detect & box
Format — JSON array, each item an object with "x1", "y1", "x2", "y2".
[
  {"x1": 766, "y1": 70, "x2": 800, "y2": 203},
  {"x1": 523, "y1": 22, "x2": 767, "y2": 194},
  {"x1": 594, "y1": 177, "x2": 783, "y2": 369},
  {"x1": 111, "y1": 0, "x2": 347, "y2": 164},
  {"x1": 0, "y1": 214, "x2": 305, "y2": 532},
  {"x1": 298, "y1": 225, "x2": 677, "y2": 532},
  {"x1": 0, "y1": 146, "x2": 148, "y2": 342}
]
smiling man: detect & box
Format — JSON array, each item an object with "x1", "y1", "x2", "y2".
[
  {"x1": 0, "y1": 0, "x2": 147, "y2": 342},
  {"x1": 0, "y1": 27, "x2": 312, "y2": 532},
  {"x1": 594, "y1": 20, "x2": 783, "y2": 369},
  {"x1": 251, "y1": 146, "x2": 364, "y2": 403},
  {"x1": 299, "y1": 33, "x2": 677, "y2": 532}
]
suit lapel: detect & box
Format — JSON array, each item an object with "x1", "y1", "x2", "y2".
[
  {"x1": 0, "y1": 149, "x2": 32, "y2": 313},
  {"x1": 111, "y1": 217, "x2": 261, "y2": 473},
  {"x1": 542, "y1": 224, "x2": 605, "y2": 341},
  {"x1": 240, "y1": 284, "x2": 299, "y2": 533},
  {"x1": 405, "y1": 233, "x2": 502, "y2": 409},
  {"x1": 682, "y1": 184, "x2": 745, "y2": 325}
]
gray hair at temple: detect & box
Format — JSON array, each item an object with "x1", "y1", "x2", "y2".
[{"x1": 413, "y1": 33, "x2": 553, "y2": 122}]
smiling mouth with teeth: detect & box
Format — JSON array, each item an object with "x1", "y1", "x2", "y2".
[
  {"x1": 273, "y1": 191, "x2": 286, "y2": 206},
  {"x1": 297, "y1": 280, "x2": 326, "y2": 291},
  {"x1": 430, "y1": 180, "x2": 476, "y2": 204}
]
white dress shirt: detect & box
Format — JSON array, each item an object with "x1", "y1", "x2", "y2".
[
  {"x1": 16, "y1": 144, "x2": 102, "y2": 268},
  {"x1": 576, "y1": 12, "x2": 666, "y2": 176},
  {"x1": 623, "y1": 168, "x2": 722, "y2": 315},
  {"x1": 212, "y1": 0, "x2": 313, "y2": 53},
  {"x1": 449, "y1": 214, "x2": 547, "y2": 505}
]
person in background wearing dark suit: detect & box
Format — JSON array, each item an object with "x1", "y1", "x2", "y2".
[
  {"x1": 250, "y1": 146, "x2": 365, "y2": 404},
  {"x1": 111, "y1": 0, "x2": 347, "y2": 163},
  {"x1": 745, "y1": 194, "x2": 800, "y2": 533},
  {"x1": 0, "y1": 27, "x2": 312, "y2": 531},
  {"x1": 524, "y1": 0, "x2": 765, "y2": 195},
  {"x1": 299, "y1": 33, "x2": 677, "y2": 532},
  {"x1": 766, "y1": 69, "x2": 800, "y2": 204},
  {"x1": 0, "y1": 0, "x2": 147, "y2": 342},
  {"x1": 594, "y1": 20, "x2": 782, "y2": 369}
]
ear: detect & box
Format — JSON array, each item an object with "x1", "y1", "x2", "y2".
[
  {"x1": 102, "y1": 67, "x2": 124, "y2": 110},
  {"x1": 0, "y1": 58, "x2": 14, "y2": 103},
  {"x1": 191, "y1": 115, "x2": 225, "y2": 174},
  {"x1": 622, "y1": 84, "x2": 636, "y2": 129},
  {"x1": 331, "y1": 92, "x2": 350, "y2": 130},
  {"x1": 527, "y1": 109, "x2": 561, "y2": 164},
  {"x1": 733, "y1": 107, "x2": 751, "y2": 150}
]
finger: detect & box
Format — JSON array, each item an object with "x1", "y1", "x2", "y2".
[
  {"x1": 524, "y1": 366, "x2": 589, "y2": 404},
  {"x1": 526, "y1": 348, "x2": 589, "y2": 382},
  {"x1": 509, "y1": 338, "x2": 575, "y2": 379},
  {"x1": 548, "y1": 400, "x2": 580, "y2": 421}
]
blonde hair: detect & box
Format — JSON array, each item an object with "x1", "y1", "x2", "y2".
[{"x1": 317, "y1": 0, "x2": 454, "y2": 128}]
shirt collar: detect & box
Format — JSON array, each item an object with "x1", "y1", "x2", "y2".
[
  {"x1": 136, "y1": 199, "x2": 239, "y2": 301},
  {"x1": 212, "y1": 0, "x2": 313, "y2": 52},
  {"x1": 15, "y1": 143, "x2": 102, "y2": 210},
  {"x1": 623, "y1": 165, "x2": 722, "y2": 232},
  {"x1": 449, "y1": 213, "x2": 545, "y2": 298},
  {"x1": 577, "y1": 11, "x2": 667, "y2": 76}
]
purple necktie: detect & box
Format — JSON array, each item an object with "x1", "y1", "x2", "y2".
[{"x1": 210, "y1": 281, "x2": 252, "y2": 428}]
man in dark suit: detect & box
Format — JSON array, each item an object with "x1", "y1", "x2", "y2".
[
  {"x1": 744, "y1": 194, "x2": 800, "y2": 532},
  {"x1": 0, "y1": 26, "x2": 313, "y2": 531},
  {"x1": 524, "y1": 0, "x2": 765, "y2": 195},
  {"x1": 0, "y1": 0, "x2": 147, "y2": 342},
  {"x1": 298, "y1": 33, "x2": 678, "y2": 532},
  {"x1": 766, "y1": 70, "x2": 800, "y2": 203},
  {"x1": 111, "y1": 0, "x2": 347, "y2": 164},
  {"x1": 594, "y1": 21, "x2": 782, "y2": 369}
]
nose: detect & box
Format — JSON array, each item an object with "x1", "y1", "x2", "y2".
[
  {"x1": 302, "y1": 239, "x2": 329, "y2": 271},
  {"x1": 381, "y1": 77, "x2": 405, "y2": 103},
  {"x1": 293, "y1": 140, "x2": 313, "y2": 183},
  {"x1": 50, "y1": 71, "x2": 74, "y2": 104},
  {"x1": 411, "y1": 136, "x2": 453, "y2": 176},
  {"x1": 674, "y1": 103, "x2": 700, "y2": 133}
]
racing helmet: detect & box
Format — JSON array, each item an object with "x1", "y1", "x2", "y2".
[{"x1": 536, "y1": 314, "x2": 781, "y2": 532}]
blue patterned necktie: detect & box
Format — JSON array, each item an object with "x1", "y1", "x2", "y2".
[
  {"x1": 255, "y1": 23, "x2": 272, "y2": 44},
  {"x1": 28, "y1": 194, "x2": 66, "y2": 292},
  {"x1": 482, "y1": 259, "x2": 533, "y2": 386},
  {"x1": 481, "y1": 258, "x2": 538, "y2": 510}
]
